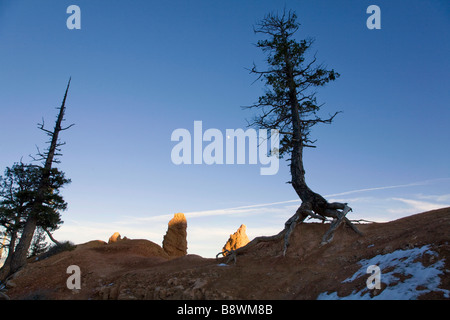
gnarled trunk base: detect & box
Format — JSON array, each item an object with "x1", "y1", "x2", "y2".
[{"x1": 216, "y1": 199, "x2": 363, "y2": 264}]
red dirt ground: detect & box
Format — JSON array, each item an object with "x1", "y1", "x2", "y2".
[{"x1": 4, "y1": 207, "x2": 450, "y2": 300}]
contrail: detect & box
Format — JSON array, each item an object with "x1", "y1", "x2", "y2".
[
  {"x1": 131, "y1": 178, "x2": 450, "y2": 221},
  {"x1": 325, "y1": 178, "x2": 450, "y2": 198},
  {"x1": 185, "y1": 178, "x2": 450, "y2": 217}
]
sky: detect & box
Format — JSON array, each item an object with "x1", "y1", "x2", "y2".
[{"x1": 0, "y1": 0, "x2": 449, "y2": 257}]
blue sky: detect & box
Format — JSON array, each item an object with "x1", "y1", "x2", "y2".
[{"x1": 1, "y1": 0, "x2": 449, "y2": 257}]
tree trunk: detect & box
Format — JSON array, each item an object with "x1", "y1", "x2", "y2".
[
  {"x1": 285, "y1": 49, "x2": 328, "y2": 215},
  {"x1": 44, "y1": 228, "x2": 60, "y2": 246},
  {"x1": 283, "y1": 49, "x2": 361, "y2": 248},
  {"x1": 0, "y1": 233, "x2": 7, "y2": 259},
  {"x1": 6, "y1": 78, "x2": 71, "y2": 277},
  {"x1": 8, "y1": 216, "x2": 37, "y2": 274},
  {"x1": 0, "y1": 213, "x2": 22, "y2": 280},
  {"x1": 0, "y1": 234, "x2": 13, "y2": 281}
]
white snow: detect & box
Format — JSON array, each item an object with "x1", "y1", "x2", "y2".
[
  {"x1": 317, "y1": 245, "x2": 449, "y2": 300},
  {"x1": 217, "y1": 263, "x2": 229, "y2": 267}
]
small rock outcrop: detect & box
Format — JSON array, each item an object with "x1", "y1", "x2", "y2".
[
  {"x1": 108, "y1": 232, "x2": 122, "y2": 244},
  {"x1": 162, "y1": 213, "x2": 187, "y2": 257},
  {"x1": 222, "y1": 224, "x2": 250, "y2": 255}
]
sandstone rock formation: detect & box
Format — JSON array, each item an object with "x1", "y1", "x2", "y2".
[
  {"x1": 108, "y1": 232, "x2": 122, "y2": 244},
  {"x1": 222, "y1": 224, "x2": 250, "y2": 255},
  {"x1": 162, "y1": 213, "x2": 187, "y2": 257},
  {"x1": 4, "y1": 208, "x2": 450, "y2": 300}
]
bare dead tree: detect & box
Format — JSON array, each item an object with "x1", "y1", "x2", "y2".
[{"x1": 7, "y1": 78, "x2": 73, "y2": 276}]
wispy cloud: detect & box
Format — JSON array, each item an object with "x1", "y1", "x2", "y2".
[
  {"x1": 54, "y1": 219, "x2": 164, "y2": 244},
  {"x1": 121, "y1": 200, "x2": 301, "y2": 223},
  {"x1": 325, "y1": 178, "x2": 450, "y2": 198},
  {"x1": 388, "y1": 198, "x2": 450, "y2": 215},
  {"x1": 416, "y1": 193, "x2": 450, "y2": 203},
  {"x1": 185, "y1": 201, "x2": 300, "y2": 220},
  {"x1": 119, "y1": 178, "x2": 450, "y2": 223},
  {"x1": 182, "y1": 178, "x2": 450, "y2": 220},
  {"x1": 54, "y1": 178, "x2": 450, "y2": 257}
]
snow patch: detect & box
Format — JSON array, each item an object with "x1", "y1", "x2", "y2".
[
  {"x1": 217, "y1": 263, "x2": 229, "y2": 267},
  {"x1": 318, "y1": 245, "x2": 449, "y2": 300}
]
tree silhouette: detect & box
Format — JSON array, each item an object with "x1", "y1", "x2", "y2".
[
  {"x1": 1, "y1": 78, "x2": 73, "y2": 279},
  {"x1": 218, "y1": 10, "x2": 362, "y2": 262}
]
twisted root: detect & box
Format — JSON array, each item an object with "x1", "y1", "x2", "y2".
[{"x1": 216, "y1": 201, "x2": 363, "y2": 264}]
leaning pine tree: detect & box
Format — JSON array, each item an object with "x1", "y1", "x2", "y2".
[
  {"x1": 7, "y1": 78, "x2": 73, "y2": 276},
  {"x1": 218, "y1": 11, "x2": 362, "y2": 262}
]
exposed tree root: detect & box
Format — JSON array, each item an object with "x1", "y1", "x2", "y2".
[{"x1": 216, "y1": 201, "x2": 363, "y2": 264}]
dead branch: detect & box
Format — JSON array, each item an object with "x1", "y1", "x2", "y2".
[{"x1": 43, "y1": 228, "x2": 60, "y2": 246}]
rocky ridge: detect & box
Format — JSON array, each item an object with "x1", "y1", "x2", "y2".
[{"x1": 2, "y1": 207, "x2": 450, "y2": 300}]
